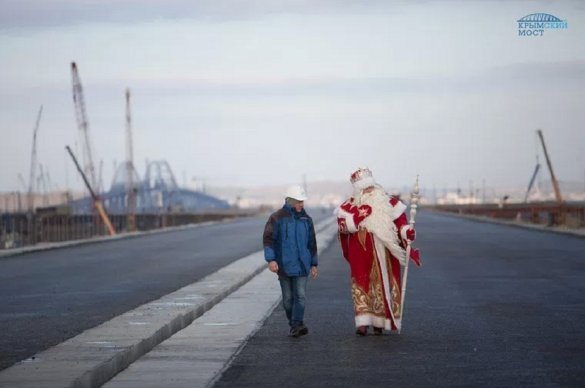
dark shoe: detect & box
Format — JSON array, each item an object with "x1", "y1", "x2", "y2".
[
  {"x1": 298, "y1": 324, "x2": 309, "y2": 336},
  {"x1": 290, "y1": 324, "x2": 308, "y2": 337},
  {"x1": 355, "y1": 326, "x2": 368, "y2": 336},
  {"x1": 289, "y1": 326, "x2": 301, "y2": 338},
  {"x1": 373, "y1": 327, "x2": 384, "y2": 336}
]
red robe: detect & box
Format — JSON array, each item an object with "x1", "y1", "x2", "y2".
[{"x1": 337, "y1": 196, "x2": 411, "y2": 331}]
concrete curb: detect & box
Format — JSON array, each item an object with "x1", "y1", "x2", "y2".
[
  {"x1": 430, "y1": 209, "x2": 585, "y2": 239},
  {"x1": 105, "y1": 270, "x2": 284, "y2": 388},
  {"x1": 105, "y1": 220, "x2": 339, "y2": 388},
  {"x1": 0, "y1": 218, "x2": 337, "y2": 388}
]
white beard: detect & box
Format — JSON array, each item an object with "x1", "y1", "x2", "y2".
[{"x1": 354, "y1": 186, "x2": 407, "y2": 266}]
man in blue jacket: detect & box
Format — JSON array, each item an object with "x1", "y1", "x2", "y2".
[{"x1": 263, "y1": 184, "x2": 318, "y2": 337}]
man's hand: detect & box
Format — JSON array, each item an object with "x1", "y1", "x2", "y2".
[
  {"x1": 268, "y1": 261, "x2": 279, "y2": 273},
  {"x1": 311, "y1": 266, "x2": 318, "y2": 279}
]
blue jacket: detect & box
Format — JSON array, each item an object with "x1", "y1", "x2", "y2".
[{"x1": 263, "y1": 204, "x2": 318, "y2": 277}]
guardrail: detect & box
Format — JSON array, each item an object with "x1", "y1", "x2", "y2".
[
  {"x1": 430, "y1": 201, "x2": 585, "y2": 228},
  {"x1": 0, "y1": 210, "x2": 257, "y2": 250}
]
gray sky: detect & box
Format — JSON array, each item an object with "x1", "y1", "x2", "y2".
[{"x1": 1, "y1": 0, "x2": 584, "y2": 193}]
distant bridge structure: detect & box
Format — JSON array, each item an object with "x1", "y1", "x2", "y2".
[{"x1": 69, "y1": 160, "x2": 229, "y2": 214}]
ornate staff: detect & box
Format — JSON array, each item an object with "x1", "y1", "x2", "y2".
[{"x1": 398, "y1": 175, "x2": 420, "y2": 334}]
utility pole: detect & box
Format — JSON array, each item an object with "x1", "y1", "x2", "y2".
[
  {"x1": 28, "y1": 105, "x2": 43, "y2": 213},
  {"x1": 536, "y1": 129, "x2": 562, "y2": 203},
  {"x1": 125, "y1": 89, "x2": 137, "y2": 231},
  {"x1": 38, "y1": 164, "x2": 49, "y2": 207},
  {"x1": 24, "y1": 106, "x2": 42, "y2": 244}
]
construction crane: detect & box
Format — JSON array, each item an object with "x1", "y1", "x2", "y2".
[
  {"x1": 537, "y1": 129, "x2": 563, "y2": 203},
  {"x1": 65, "y1": 145, "x2": 116, "y2": 236},
  {"x1": 27, "y1": 105, "x2": 43, "y2": 213},
  {"x1": 125, "y1": 88, "x2": 137, "y2": 231},
  {"x1": 71, "y1": 62, "x2": 98, "y2": 193}
]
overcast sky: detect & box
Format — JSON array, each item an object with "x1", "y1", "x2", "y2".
[{"x1": 1, "y1": 0, "x2": 584, "y2": 193}]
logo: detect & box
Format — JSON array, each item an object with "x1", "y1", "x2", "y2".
[{"x1": 517, "y1": 13, "x2": 568, "y2": 36}]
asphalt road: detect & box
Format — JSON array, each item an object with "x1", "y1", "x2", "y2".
[
  {"x1": 0, "y1": 210, "x2": 329, "y2": 371},
  {"x1": 215, "y1": 211, "x2": 585, "y2": 387}
]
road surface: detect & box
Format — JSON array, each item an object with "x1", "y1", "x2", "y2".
[
  {"x1": 0, "y1": 211, "x2": 328, "y2": 371},
  {"x1": 215, "y1": 212, "x2": 585, "y2": 387}
]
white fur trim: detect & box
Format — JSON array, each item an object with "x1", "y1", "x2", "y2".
[
  {"x1": 335, "y1": 207, "x2": 357, "y2": 233},
  {"x1": 355, "y1": 314, "x2": 373, "y2": 327},
  {"x1": 373, "y1": 316, "x2": 391, "y2": 330},
  {"x1": 391, "y1": 199, "x2": 407, "y2": 219},
  {"x1": 355, "y1": 314, "x2": 392, "y2": 331},
  {"x1": 352, "y1": 176, "x2": 376, "y2": 191},
  {"x1": 400, "y1": 224, "x2": 412, "y2": 241}
]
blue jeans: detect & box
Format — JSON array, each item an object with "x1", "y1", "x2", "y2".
[{"x1": 278, "y1": 275, "x2": 308, "y2": 327}]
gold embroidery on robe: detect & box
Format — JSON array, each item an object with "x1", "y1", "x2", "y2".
[
  {"x1": 370, "y1": 257, "x2": 386, "y2": 316},
  {"x1": 351, "y1": 249, "x2": 386, "y2": 318}
]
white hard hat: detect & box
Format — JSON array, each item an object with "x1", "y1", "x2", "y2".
[{"x1": 285, "y1": 185, "x2": 308, "y2": 201}]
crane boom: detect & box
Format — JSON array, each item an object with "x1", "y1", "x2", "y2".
[
  {"x1": 523, "y1": 163, "x2": 541, "y2": 203},
  {"x1": 65, "y1": 146, "x2": 116, "y2": 236},
  {"x1": 71, "y1": 62, "x2": 97, "y2": 192},
  {"x1": 28, "y1": 105, "x2": 43, "y2": 213},
  {"x1": 537, "y1": 129, "x2": 563, "y2": 203}
]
